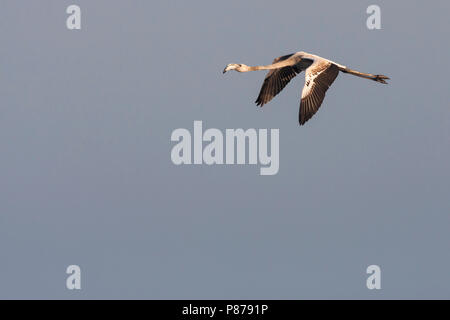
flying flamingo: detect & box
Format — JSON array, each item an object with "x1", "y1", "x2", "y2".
[{"x1": 223, "y1": 51, "x2": 389, "y2": 125}]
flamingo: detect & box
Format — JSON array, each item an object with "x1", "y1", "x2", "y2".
[{"x1": 223, "y1": 51, "x2": 389, "y2": 125}]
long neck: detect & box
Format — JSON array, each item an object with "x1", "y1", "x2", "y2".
[{"x1": 248, "y1": 59, "x2": 293, "y2": 71}]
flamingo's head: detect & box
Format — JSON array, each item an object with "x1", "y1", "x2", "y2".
[{"x1": 223, "y1": 63, "x2": 250, "y2": 73}]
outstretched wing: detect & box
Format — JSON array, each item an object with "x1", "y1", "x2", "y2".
[
  {"x1": 299, "y1": 62, "x2": 339, "y2": 125},
  {"x1": 255, "y1": 54, "x2": 301, "y2": 107}
]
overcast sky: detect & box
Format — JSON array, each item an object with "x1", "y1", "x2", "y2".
[{"x1": 0, "y1": 0, "x2": 449, "y2": 299}]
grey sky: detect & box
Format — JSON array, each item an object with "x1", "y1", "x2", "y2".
[{"x1": 0, "y1": 0, "x2": 449, "y2": 299}]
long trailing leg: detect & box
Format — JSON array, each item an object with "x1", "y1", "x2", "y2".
[{"x1": 339, "y1": 67, "x2": 390, "y2": 84}]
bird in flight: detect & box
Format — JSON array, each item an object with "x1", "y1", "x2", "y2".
[{"x1": 223, "y1": 51, "x2": 389, "y2": 125}]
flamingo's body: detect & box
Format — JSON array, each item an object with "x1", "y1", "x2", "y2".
[{"x1": 223, "y1": 51, "x2": 389, "y2": 125}]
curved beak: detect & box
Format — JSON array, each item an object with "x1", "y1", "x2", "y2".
[{"x1": 222, "y1": 68, "x2": 227, "y2": 74}]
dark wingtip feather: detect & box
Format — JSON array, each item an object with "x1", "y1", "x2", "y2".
[
  {"x1": 298, "y1": 113, "x2": 306, "y2": 125},
  {"x1": 255, "y1": 97, "x2": 266, "y2": 107}
]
